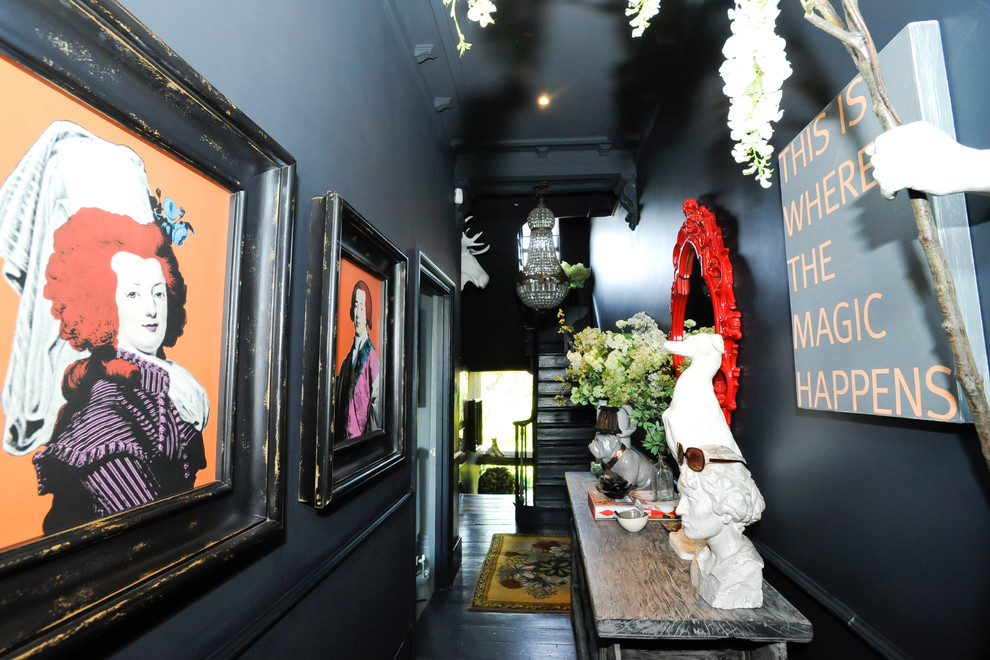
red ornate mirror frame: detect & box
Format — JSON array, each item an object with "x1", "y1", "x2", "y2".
[{"x1": 669, "y1": 199, "x2": 742, "y2": 423}]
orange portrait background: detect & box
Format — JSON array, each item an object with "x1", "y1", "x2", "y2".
[
  {"x1": 334, "y1": 257, "x2": 385, "y2": 377},
  {"x1": 0, "y1": 55, "x2": 230, "y2": 550}
]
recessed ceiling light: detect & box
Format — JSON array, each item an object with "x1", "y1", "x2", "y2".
[{"x1": 537, "y1": 94, "x2": 550, "y2": 107}]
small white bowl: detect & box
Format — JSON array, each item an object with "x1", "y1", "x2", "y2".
[{"x1": 615, "y1": 509, "x2": 649, "y2": 532}]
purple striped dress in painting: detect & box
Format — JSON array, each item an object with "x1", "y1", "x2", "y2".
[{"x1": 33, "y1": 350, "x2": 206, "y2": 534}]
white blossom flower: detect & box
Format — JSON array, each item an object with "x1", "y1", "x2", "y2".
[
  {"x1": 467, "y1": 0, "x2": 497, "y2": 28},
  {"x1": 626, "y1": 0, "x2": 662, "y2": 38},
  {"x1": 444, "y1": 0, "x2": 496, "y2": 55},
  {"x1": 719, "y1": 0, "x2": 792, "y2": 188}
]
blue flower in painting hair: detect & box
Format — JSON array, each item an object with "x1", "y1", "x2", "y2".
[
  {"x1": 149, "y1": 187, "x2": 193, "y2": 246},
  {"x1": 162, "y1": 197, "x2": 179, "y2": 222},
  {"x1": 170, "y1": 221, "x2": 191, "y2": 246}
]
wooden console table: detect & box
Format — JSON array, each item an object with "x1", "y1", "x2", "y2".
[{"x1": 566, "y1": 472, "x2": 812, "y2": 659}]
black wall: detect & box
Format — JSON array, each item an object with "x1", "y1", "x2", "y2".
[
  {"x1": 105, "y1": 1, "x2": 458, "y2": 658},
  {"x1": 58, "y1": 1, "x2": 990, "y2": 658},
  {"x1": 591, "y1": 1, "x2": 990, "y2": 658}
]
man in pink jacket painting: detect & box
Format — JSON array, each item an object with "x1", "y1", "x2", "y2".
[{"x1": 335, "y1": 280, "x2": 382, "y2": 440}]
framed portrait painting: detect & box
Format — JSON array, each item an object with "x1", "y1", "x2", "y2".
[
  {"x1": 0, "y1": 1, "x2": 294, "y2": 655},
  {"x1": 300, "y1": 193, "x2": 406, "y2": 508}
]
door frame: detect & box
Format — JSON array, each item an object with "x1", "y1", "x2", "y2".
[{"x1": 411, "y1": 252, "x2": 459, "y2": 589}]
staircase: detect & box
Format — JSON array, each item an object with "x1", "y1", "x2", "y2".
[{"x1": 515, "y1": 348, "x2": 596, "y2": 530}]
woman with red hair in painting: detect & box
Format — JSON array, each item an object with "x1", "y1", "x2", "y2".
[
  {"x1": 32, "y1": 208, "x2": 208, "y2": 534},
  {"x1": 335, "y1": 280, "x2": 382, "y2": 440}
]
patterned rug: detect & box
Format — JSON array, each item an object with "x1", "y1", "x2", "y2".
[{"x1": 469, "y1": 533, "x2": 572, "y2": 614}]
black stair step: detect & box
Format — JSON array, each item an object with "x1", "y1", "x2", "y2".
[
  {"x1": 533, "y1": 405, "x2": 597, "y2": 420},
  {"x1": 536, "y1": 438, "x2": 592, "y2": 450},
  {"x1": 537, "y1": 448, "x2": 590, "y2": 456},
  {"x1": 538, "y1": 354, "x2": 571, "y2": 368},
  {"x1": 537, "y1": 415, "x2": 591, "y2": 425},
  {"x1": 536, "y1": 435, "x2": 593, "y2": 446},
  {"x1": 535, "y1": 478, "x2": 586, "y2": 491},
  {"x1": 537, "y1": 462, "x2": 589, "y2": 471},
  {"x1": 536, "y1": 439, "x2": 589, "y2": 448},
  {"x1": 536, "y1": 460, "x2": 590, "y2": 470},
  {"x1": 537, "y1": 458, "x2": 589, "y2": 468},
  {"x1": 537, "y1": 467, "x2": 586, "y2": 482},
  {"x1": 535, "y1": 400, "x2": 576, "y2": 409},
  {"x1": 536, "y1": 412, "x2": 593, "y2": 420},
  {"x1": 539, "y1": 434, "x2": 595, "y2": 445},
  {"x1": 536, "y1": 435, "x2": 592, "y2": 446},
  {"x1": 533, "y1": 487, "x2": 569, "y2": 503},
  {"x1": 536, "y1": 436, "x2": 592, "y2": 447},
  {"x1": 537, "y1": 393, "x2": 587, "y2": 401},
  {"x1": 537, "y1": 431, "x2": 592, "y2": 440},
  {"x1": 537, "y1": 366, "x2": 568, "y2": 379},
  {"x1": 537, "y1": 438, "x2": 593, "y2": 446},
  {"x1": 536, "y1": 396, "x2": 589, "y2": 408},
  {"x1": 537, "y1": 429, "x2": 592, "y2": 438},
  {"x1": 531, "y1": 498, "x2": 569, "y2": 510},
  {"x1": 537, "y1": 458, "x2": 590, "y2": 465},
  {"x1": 537, "y1": 384, "x2": 568, "y2": 396},
  {"x1": 536, "y1": 459, "x2": 591, "y2": 468},
  {"x1": 536, "y1": 378, "x2": 567, "y2": 388},
  {"x1": 536, "y1": 429, "x2": 594, "y2": 439},
  {"x1": 537, "y1": 409, "x2": 592, "y2": 422},
  {"x1": 533, "y1": 476, "x2": 571, "y2": 487},
  {"x1": 536, "y1": 403, "x2": 580, "y2": 414},
  {"x1": 537, "y1": 436, "x2": 591, "y2": 444},
  {"x1": 536, "y1": 446, "x2": 589, "y2": 455},
  {"x1": 537, "y1": 423, "x2": 594, "y2": 435},
  {"x1": 533, "y1": 480, "x2": 569, "y2": 492},
  {"x1": 536, "y1": 437, "x2": 591, "y2": 448}
]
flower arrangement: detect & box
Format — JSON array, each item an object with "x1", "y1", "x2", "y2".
[
  {"x1": 561, "y1": 261, "x2": 591, "y2": 289},
  {"x1": 719, "y1": 0, "x2": 792, "y2": 188},
  {"x1": 558, "y1": 311, "x2": 687, "y2": 457}
]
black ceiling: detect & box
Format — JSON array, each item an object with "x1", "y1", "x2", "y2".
[{"x1": 387, "y1": 0, "x2": 711, "y2": 212}]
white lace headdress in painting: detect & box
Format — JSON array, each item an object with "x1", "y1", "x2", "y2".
[{"x1": 0, "y1": 120, "x2": 157, "y2": 455}]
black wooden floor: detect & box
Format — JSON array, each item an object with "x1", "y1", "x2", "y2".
[{"x1": 413, "y1": 495, "x2": 577, "y2": 660}]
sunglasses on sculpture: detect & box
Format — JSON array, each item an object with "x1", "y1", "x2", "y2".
[{"x1": 677, "y1": 443, "x2": 747, "y2": 473}]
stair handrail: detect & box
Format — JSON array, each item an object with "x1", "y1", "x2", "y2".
[{"x1": 513, "y1": 415, "x2": 534, "y2": 506}]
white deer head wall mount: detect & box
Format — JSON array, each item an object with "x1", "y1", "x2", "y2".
[{"x1": 461, "y1": 216, "x2": 490, "y2": 290}]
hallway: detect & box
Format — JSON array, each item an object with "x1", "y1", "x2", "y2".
[{"x1": 414, "y1": 494, "x2": 576, "y2": 659}]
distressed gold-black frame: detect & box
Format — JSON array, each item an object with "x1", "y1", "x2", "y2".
[
  {"x1": 299, "y1": 192, "x2": 407, "y2": 508},
  {"x1": 0, "y1": 1, "x2": 295, "y2": 655}
]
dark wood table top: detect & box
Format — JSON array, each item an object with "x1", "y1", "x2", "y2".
[{"x1": 566, "y1": 472, "x2": 813, "y2": 643}]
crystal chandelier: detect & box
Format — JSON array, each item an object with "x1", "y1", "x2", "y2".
[{"x1": 516, "y1": 184, "x2": 569, "y2": 310}]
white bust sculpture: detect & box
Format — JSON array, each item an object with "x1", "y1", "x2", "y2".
[
  {"x1": 662, "y1": 333, "x2": 741, "y2": 458},
  {"x1": 675, "y1": 444, "x2": 766, "y2": 609}
]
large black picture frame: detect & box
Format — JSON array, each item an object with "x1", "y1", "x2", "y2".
[
  {"x1": 0, "y1": 1, "x2": 294, "y2": 655},
  {"x1": 300, "y1": 192, "x2": 406, "y2": 508}
]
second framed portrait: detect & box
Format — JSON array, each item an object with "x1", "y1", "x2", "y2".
[{"x1": 300, "y1": 193, "x2": 407, "y2": 507}]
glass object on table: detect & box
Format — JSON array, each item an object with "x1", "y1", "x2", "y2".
[{"x1": 653, "y1": 457, "x2": 676, "y2": 501}]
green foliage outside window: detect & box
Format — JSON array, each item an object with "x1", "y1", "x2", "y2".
[{"x1": 478, "y1": 466, "x2": 514, "y2": 494}]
